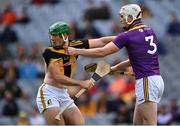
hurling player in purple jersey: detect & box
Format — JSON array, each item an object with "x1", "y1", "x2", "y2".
[{"x1": 67, "y1": 4, "x2": 164, "y2": 125}]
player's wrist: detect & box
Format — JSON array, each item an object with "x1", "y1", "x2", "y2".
[{"x1": 76, "y1": 48, "x2": 81, "y2": 55}]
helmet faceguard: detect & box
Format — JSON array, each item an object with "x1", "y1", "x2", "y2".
[
  {"x1": 119, "y1": 4, "x2": 142, "y2": 25},
  {"x1": 48, "y1": 21, "x2": 71, "y2": 49}
]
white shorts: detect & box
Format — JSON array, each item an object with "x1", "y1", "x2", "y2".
[
  {"x1": 135, "y1": 75, "x2": 164, "y2": 105},
  {"x1": 36, "y1": 83, "x2": 76, "y2": 113}
]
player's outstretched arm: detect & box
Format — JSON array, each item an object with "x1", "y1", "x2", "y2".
[
  {"x1": 110, "y1": 59, "x2": 131, "y2": 72},
  {"x1": 68, "y1": 42, "x2": 119, "y2": 57},
  {"x1": 88, "y1": 36, "x2": 116, "y2": 48}
]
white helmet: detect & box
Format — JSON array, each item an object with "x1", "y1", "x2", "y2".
[{"x1": 119, "y1": 4, "x2": 142, "y2": 25}]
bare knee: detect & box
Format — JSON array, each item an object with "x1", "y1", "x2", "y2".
[
  {"x1": 143, "y1": 116, "x2": 150, "y2": 124},
  {"x1": 141, "y1": 101, "x2": 157, "y2": 125},
  {"x1": 64, "y1": 114, "x2": 84, "y2": 125},
  {"x1": 133, "y1": 115, "x2": 143, "y2": 125},
  {"x1": 143, "y1": 114, "x2": 156, "y2": 125},
  {"x1": 133, "y1": 111, "x2": 143, "y2": 125}
]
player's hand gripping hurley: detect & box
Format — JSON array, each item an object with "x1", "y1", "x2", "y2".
[{"x1": 55, "y1": 60, "x2": 110, "y2": 120}]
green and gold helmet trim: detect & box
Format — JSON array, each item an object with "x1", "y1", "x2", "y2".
[{"x1": 48, "y1": 21, "x2": 71, "y2": 35}]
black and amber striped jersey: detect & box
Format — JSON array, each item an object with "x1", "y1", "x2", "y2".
[{"x1": 42, "y1": 39, "x2": 89, "y2": 78}]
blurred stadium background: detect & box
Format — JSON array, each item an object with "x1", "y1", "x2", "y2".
[{"x1": 0, "y1": 0, "x2": 180, "y2": 125}]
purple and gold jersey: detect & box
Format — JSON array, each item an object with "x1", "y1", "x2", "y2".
[{"x1": 113, "y1": 25, "x2": 160, "y2": 79}]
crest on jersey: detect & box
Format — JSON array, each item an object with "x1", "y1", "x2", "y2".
[{"x1": 47, "y1": 99, "x2": 52, "y2": 106}]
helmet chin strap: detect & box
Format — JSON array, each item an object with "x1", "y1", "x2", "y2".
[
  {"x1": 126, "y1": 17, "x2": 134, "y2": 25},
  {"x1": 123, "y1": 19, "x2": 142, "y2": 31},
  {"x1": 61, "y1": 34, "x2": 69, "y2": 43},
  {"x1": 61, "y1": 34, "x2": 69, "y2": 54}
]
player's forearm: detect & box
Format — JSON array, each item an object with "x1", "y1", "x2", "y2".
[
  {"x1": 111, "y1": 59, "x2": 131, "y2": 71},
  {"x1": 76, "y1": 48, "x2": 106, "y2": 57},
  {"x1": 67, "y1": 87, "x2": 80, "y2": 97},
  {"x1": 53, "y1": 75, "x2": 82, "y2": 87},
  {"x1": 89, "y1": 36, "x2": 115, "y2": 48}
]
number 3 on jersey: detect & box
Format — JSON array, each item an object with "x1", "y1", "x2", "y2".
[{"x1": 145, "y1": 35, "x2": 157, "y2": 54}]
